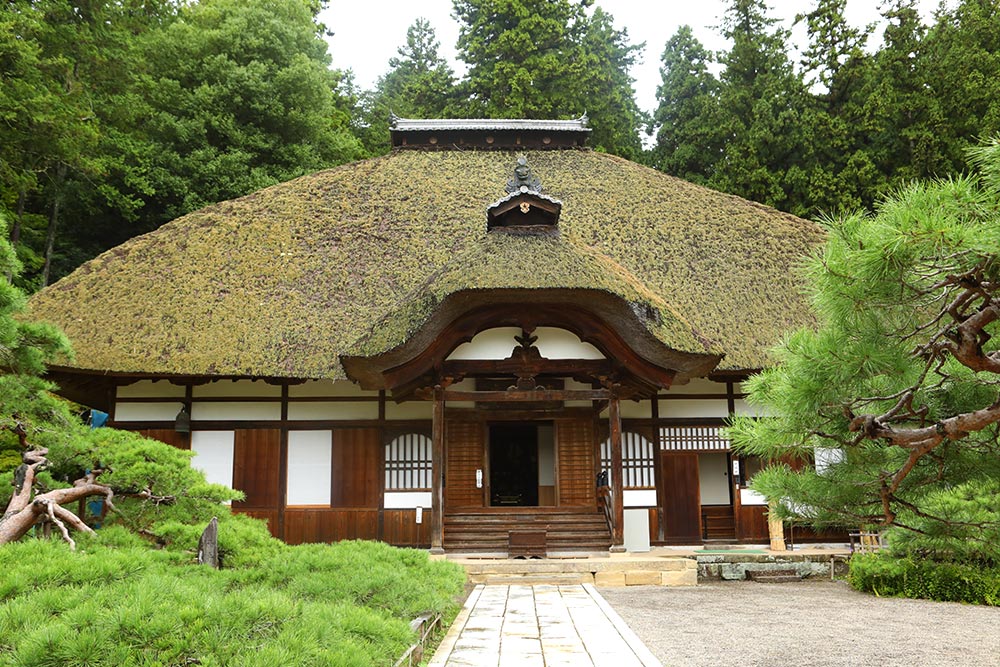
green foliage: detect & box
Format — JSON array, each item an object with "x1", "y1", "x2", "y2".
[
  {"x1": 729, "y1": 137, "x2": 1000, "y2": 561},
  {"x1": 848, "y1": 552, "x2": 1000, "y2": 605},
  {"x1": 650, "y1": 0, "x2": 1000, "y2": 217},
  {"x1": 0, "y1": 214, "x2": 73, "y2": 452},
  {"x1": 451, "y1": 0, "x2": 644, "y2": 157},
  {"x1": 355, "y1": 18, "x2": 459, "y2": 155},
  {"x1": 709, "y1": 0, "x2": 810, "y2": 213},
  {"x1": 0, "y1": 536, "x2": 466, "y2": 666},
  {"x1": 3, "y1": 0, "x2": 363, "y2": 289},
  {"x1": 650, "y1": 26, "x2": 721, "y2": 184},
  {"x1": 135, "y1": 0, "x2": 364, "y2": 223}
]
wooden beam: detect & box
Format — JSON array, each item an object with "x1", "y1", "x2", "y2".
[
  {"x1": 430, "y1": 385, "x2": 445, "y2": 554},
  {"x1": 441, "y1": 358, "x2": 611, "y2": 377},
  {"x1": 442, "y1": 389, "x2": 611, "y2": 402},
  {"x1": 609, "y1": 394, "x2": 625, "y2": 549}
]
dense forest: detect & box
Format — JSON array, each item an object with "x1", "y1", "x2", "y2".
[{"x1": 2, "y1": 0, "x2": 999, "y2": 288}]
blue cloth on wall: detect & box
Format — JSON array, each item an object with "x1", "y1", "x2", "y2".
[{"x1": 90, "y1": 410, "x2": 109, "y2": 429}]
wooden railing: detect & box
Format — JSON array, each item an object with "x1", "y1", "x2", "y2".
[
  {"x1": 392, "y1": 612, "x2": 442, "y2": 667},
  {"x1": 596, "y1": 484, "x2": 615, "y2": 541}
]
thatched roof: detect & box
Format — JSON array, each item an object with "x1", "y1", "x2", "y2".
[{"x1": 28, "y1": 149, "x2": 824, "y2": 380}]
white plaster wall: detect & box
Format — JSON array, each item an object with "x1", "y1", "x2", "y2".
[
  {"x1": 624, "y1": 490, "x2": 657, "y2": 507},
  {"x1": 699, "y1": 452, "x2": 731, "y2": 504},
  {"x1": 289, "y1": 380, "x2": 377, "y2": 398},
  {"x1": 658, "y1": 398, "x2": 730, "y2": 419},
  {"x1": 447, "y1": 327, "x2": 521, "y2": 360},
  {"x1": 191, "y1": 431, "x2": 234, "y2": 489},
  {"x1": 538, "y1": 424, "x2": 555, "y2": 486},
  {"x1": 532, "y1": 327, "x2": 604, "y2": 359},
  {"x1": 741, "y1": 488, "x2": 768, "y2": 506},
  {"x1": 191, "y1": 402, "x2": 281, "y2": 421},
  {"x1": 192, "y1": 380, "x2": 281, "y2": 398},
  {"x1": 564, "y1": 378, "x2": 595, "y2": 408},
  {"x1": 116, "y1": 381, "x2": 185, "y2": 399},
  {"x1": 672, "y1": 377, "x2": 729, "y2": 394},
  {"x1": 618, "y1": 398, "x2": 653, "y2": 419},
  {"x1": 386, "y1": 401, "x2": 432, "y2": 420},
  {"x1": 384, "y1": 491, "x2": 433, "y2": 509},
  {"x1": 447, "y1": 326, "x2": 604, "y2": 360},
  {"x1": 732, "y1": 397, "x2": 774, "y2": 417},
  {"x1": 114, "y1": 402, "x2": 185, "y2": 422},
  {"x1": 287, "y1": 431, "x2": 332, "y2": 505},
  {"x1": 287, "y1": 402, "x2": 379, "y2": 421},
  {"x1": 815, "y1": 447, "x2": 845, "y2": 474}
]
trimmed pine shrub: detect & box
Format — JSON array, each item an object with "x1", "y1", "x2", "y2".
[{"x1": 848, "y1": 552, "x2": 1000, "y2": 605}]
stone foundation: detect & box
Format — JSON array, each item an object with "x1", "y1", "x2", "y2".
[
  {"x1": 697, "y1": 553, "x2": 847, "y2": 581},
  {"x1": 457, "y1": 556, "x2": 699, "y2": 587}
]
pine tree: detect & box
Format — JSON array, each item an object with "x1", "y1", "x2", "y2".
[
  {"x1": 651, "y1": 26, "x2": 722, "y2": 184},
  {"x1": 922, "y1": 0, "x2": 1000, "y2": 173},
  {"x1": 356, "y1": 18, "x2": 459, "y2": 155},
  {"x1": 795, "y1": 0, "x2": 877, "y2": 215},
  {"x1": 728, "y1": 137, "x2": 1000, "y2": 562},
  {"x1": 451, "y1": 0, "x2": 643, "y2": 156},
  {"x1": 709, "y1": 0, "x2": 810, "y2": 213},
  {"x1": 860, "y1": 0, "x2": 945, "y2": 189}
]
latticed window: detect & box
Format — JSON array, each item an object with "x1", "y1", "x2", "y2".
[
  {"x1": 600, "y1": 432, "x2": 655, "y2": 488},
  {"x1": 384, "y1": 434, "x2": 432, "y2": 490},
  {"x1": 659, "y1": 424, "x2": 730, "y2": 451}
]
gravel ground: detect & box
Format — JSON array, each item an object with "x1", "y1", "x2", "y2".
[{"x1": 601, "y1": 580, "x2": 1000, "y2": 667}]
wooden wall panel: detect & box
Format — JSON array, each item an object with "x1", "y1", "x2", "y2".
[
  {"x1": 331, "y1": 428, "x2": 379, "y2": 508},
  {"x1": 139, "y1": 428, "x2": 190, "y2": 450},
  {"x1": 737, "y1": 504, "x2": 768, "y2": 542},
  {"x1": 233, "y1": 429, "x2": 281, "y2": 509},
  {"x1": 283, "y1": 509, "x2": 378, "y2": 545},
  {"x1": 445, "y1": 420, "x2": 485, "y2": 508},
  {"x1": 660, "y1": 452, "x2": 701, "y2": 543},
  {"x1": 382, "y1": 509, "x2": 431, "y2": 547},
  {"x1": 556, "y1": 418, "x2": 596, "y2": 507}
]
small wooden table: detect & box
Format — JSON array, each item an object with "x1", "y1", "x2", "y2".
[{"x1": 509, "y1": 530, "x2": 547, "y2": 558}]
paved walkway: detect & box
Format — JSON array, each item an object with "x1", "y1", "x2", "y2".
[{"x1": 428, "y1": 584, "x2": 662, "y2": 667}]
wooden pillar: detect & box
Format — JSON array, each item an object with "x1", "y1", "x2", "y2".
[
  {"x1": 651, "y1": 394, "x2": 665, "y2": 543},
  {"x1": 430, "y1": 385, "x2": 445, "y2": 554},
  {"x1": 609, "y1": 393, "x2": 625, "y2": 550}
]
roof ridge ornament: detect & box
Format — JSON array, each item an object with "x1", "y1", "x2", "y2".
[
  {"x1": 506, "y1": 156, "x2": 543, "y2": 194},
  {"x1": 487, "y1": 157, "x2": 562, "y2": 234}
]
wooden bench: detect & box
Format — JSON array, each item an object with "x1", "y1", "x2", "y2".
[{"x1": 509, "y1": 530, "x2": 546, "y2": 558}]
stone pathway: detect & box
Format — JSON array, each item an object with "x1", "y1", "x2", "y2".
[{"x1": 428, "y1": 584, "x2": 662, "y2": 667}]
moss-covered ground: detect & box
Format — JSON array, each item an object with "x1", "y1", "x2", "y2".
[{"x1": 0, "y1": 527, "x2": 466, "y2": 666}]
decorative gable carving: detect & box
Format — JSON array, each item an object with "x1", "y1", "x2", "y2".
[{"x1": 487, "y1": 157, "x2": 562, "y2": 234}]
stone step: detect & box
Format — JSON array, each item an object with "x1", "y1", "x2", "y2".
[
  {"x1": 750, "y1": 574, "x2": 803, "y2": 583},
  {"x1": 479, "y1": 573, "x2": 592, "y2": 586}
]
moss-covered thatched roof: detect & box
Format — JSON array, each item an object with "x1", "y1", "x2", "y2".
[{"x1": 28, "y1": 149, "x2": 824, "y2": 379}]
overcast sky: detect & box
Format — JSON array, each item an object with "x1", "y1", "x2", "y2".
[{"x1": 320, "y1": 1, "x2": 946, "y2": 114}]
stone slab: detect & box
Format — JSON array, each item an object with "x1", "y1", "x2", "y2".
[
  {"x1": 428, "y1": 584, "x2": 662, "y2": 667},
  {"x1": 624, "y1": 570, "x2": 661, "y2": 586}
]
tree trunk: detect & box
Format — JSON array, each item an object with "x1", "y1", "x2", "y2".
[
  {"x1": 767, "y1": 502, "x2": 786, "y2": 551},
  {"x1": 40, "y1": 163, "x2": 67, "y2": 288},
  {"x1": 3, "y1": 186, "x2": 27, "y2": 282},
  {"x1": 1, "y1": 448, "x2": 107, "y2": 548}
]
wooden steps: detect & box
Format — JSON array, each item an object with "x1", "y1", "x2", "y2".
[
  {"x1": 747, "y1": 569, "x2": 803, "y2": 583},
  {"x1": 701, "y1": 505, "x2": 736, "y2": 541},
  {"x1": 444, "y1": 509, "x2": 612, "y2": 553}
]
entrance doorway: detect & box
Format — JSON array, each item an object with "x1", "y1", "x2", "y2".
[
  {"x1": 489, "y1": 424, "x2": 537, "y2": 506},
  {"x1": 488, "y1": 423, "x2": 555, "y2": 507}
]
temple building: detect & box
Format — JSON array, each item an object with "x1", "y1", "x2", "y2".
[{"x1": 28, "y1": 118, "x2": 827, "y2": 553}]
